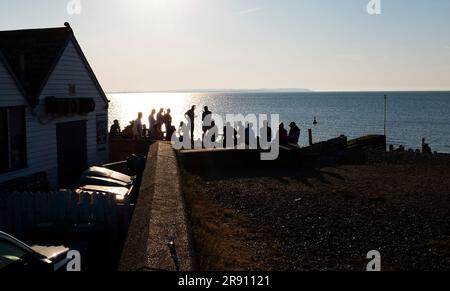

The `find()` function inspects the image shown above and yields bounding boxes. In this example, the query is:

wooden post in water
[308,129,313,146]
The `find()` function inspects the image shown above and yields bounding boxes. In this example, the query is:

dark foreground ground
[182,151,450,271]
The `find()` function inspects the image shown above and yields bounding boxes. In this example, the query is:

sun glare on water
[108,92,192,129]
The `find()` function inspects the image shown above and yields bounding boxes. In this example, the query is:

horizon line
[105,88,450,94]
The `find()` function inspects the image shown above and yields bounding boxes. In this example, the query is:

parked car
[82,166,135,185]
[79,175,131,188]
[79,166,134,188]
[76,155,146,203]
[76,185,131,203]
[77,164,141,202]
[0,231,70,272]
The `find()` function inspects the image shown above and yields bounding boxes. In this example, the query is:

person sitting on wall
[149,124,164,141]
[279,123,289,146]
[288,122,301,144]
[178,122,185,143]
[142,124,148,138]
[122,121,134,139]
[110,120,121,137]
[422,138,432,154]
[257,120,273,150]
[166,124,176,141]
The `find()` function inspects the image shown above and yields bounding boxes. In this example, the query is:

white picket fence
[0,190,132,239]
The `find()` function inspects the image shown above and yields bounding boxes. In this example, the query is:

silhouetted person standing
[236,121,245,146]
[208,120,218,144]
[156,108,165,126]
[149,109,156,130]
[223,122,237,148]
[185,105,196,146]
[164,108,173,134]
[202,106,212,136]
[245,122,256,146]
[261,120,272,143]
[133,112,143,140]
[288,122,301,144]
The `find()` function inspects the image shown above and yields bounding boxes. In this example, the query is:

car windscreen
[0,239,28,269]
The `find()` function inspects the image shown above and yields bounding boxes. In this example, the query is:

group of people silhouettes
[181,105,305,148]
[278,122,301,145]
[110,105,315,148]
[147,108,176,141]
[110,108,175,141]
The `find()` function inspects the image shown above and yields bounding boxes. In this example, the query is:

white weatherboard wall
[0,60,27,183]
[0,60,25,107]
[0,40,108,188]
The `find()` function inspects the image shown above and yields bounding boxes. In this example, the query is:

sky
[0,0,449,92]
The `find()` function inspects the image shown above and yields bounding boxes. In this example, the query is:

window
[0,107,27,173]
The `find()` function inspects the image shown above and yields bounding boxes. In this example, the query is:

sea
[107,91,450,153]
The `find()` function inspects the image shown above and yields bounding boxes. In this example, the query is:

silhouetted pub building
[0,23,109,189]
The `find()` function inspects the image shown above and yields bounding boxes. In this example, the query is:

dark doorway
[56,120,87,189]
